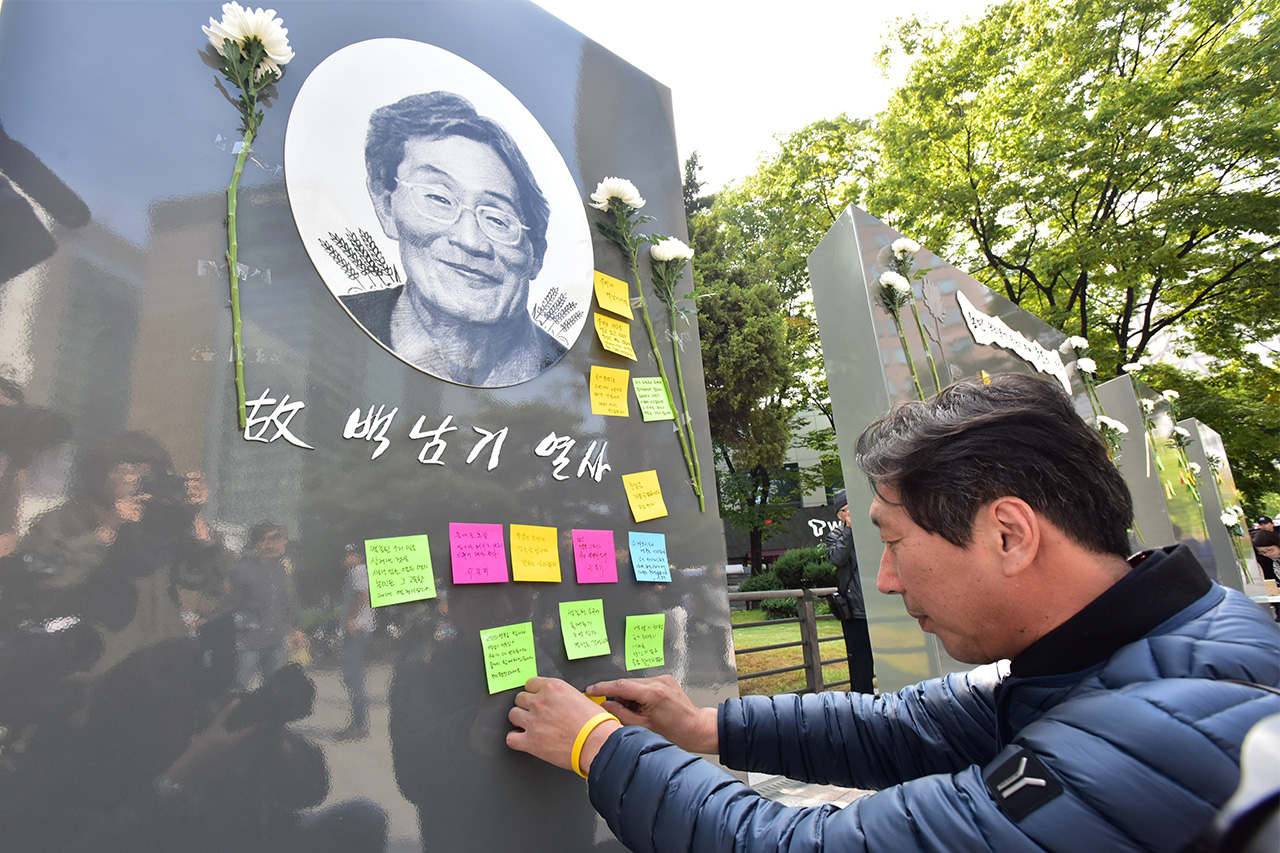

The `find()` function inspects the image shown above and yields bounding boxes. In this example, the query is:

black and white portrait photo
[285,40,592,388]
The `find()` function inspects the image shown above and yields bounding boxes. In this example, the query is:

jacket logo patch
[984,746,1063,822]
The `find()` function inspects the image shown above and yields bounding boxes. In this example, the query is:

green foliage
[704,0,1279,508]
[869,0,1280,376]
[771,546,837,589]
[737,569,783,593]
[687,146,851,569]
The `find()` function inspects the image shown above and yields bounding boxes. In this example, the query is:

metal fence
[727,586,849,694]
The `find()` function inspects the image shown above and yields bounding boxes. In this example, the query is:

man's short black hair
[855,373,1134,557]
[365,91,550,268]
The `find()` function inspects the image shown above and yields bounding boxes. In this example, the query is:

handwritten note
[590,365,631,417]
[623,470,669,522]
[625,613,666,670]
[572,528,618,584]
[558,599,611,659]
[449,522,509,584]
[593,270,634,319]
[594,312,638,361]
[510,524,561,582]
[632,377,675,421]
[480,622,536,693]
[628,531,671,582]
[365,535,437,607]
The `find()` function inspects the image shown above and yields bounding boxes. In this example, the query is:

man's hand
[585,675,719,755]
[507,677,621,775]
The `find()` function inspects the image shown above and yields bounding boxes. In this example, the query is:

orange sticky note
[591,365,630,417]
[622,469,668,522]
[594,270,634,319]
[594,313,638,361]
[510,523,561,582]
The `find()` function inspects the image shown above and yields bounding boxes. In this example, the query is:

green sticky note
[632,377,675,421]
[480,621,537,694]
[365,535,437,607]
[559,599,611,660]
[625,613,666,670]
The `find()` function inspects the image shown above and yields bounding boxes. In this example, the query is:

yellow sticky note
[594,312,638,361]
[622,469,669,522]
[510,523,561,582]
[591,365,631,417]
[594,270,634,319]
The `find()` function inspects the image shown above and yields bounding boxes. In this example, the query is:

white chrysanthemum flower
[891,237,920,258]
[1162,389,1180,401]
[650,237,694,262]
[1221,512,1239,527]
[589,177,645,211]
[1060,335,1090,353]
[1076,357,1097,374]
[1173,426,1191,438]
[1188,461,1201,474]
[1095,416,1129,434]
[204,3,294,76]
[1139,398,1156,413]
[880,271,911,295]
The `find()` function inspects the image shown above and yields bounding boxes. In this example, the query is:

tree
[690,197,797,572]
[866,0,1279,505]
[870,0,1279,373]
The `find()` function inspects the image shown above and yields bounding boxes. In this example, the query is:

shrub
[771,545,837,589]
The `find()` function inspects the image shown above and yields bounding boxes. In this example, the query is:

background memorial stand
[807,204,1241,692]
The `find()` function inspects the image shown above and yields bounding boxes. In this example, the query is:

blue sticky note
[628,531,671,582]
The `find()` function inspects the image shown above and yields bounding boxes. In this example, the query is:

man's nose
[877,549,902,595]
[449,207,495,255]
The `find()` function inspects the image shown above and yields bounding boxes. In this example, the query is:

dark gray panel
[0,3,732,850]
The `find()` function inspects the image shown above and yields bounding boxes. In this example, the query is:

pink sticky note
[571,529,618,584]
[449,522,510,584]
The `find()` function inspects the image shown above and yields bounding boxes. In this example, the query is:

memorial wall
[808,205,1246,689]
[0,2,735,849]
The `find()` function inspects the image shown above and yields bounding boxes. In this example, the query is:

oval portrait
[285,39,592,388]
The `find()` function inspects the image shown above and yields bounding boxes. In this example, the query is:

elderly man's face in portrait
[372,135,541,326]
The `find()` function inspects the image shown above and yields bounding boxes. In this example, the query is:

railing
[728,586,848,694]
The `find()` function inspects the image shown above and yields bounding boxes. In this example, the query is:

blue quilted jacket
[589,546,1280,851]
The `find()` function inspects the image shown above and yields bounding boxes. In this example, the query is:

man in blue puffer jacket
[508,373,1280,852]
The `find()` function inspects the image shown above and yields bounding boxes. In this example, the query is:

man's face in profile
[373,135,541,326]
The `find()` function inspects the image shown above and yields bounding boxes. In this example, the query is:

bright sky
[533,0,996,192]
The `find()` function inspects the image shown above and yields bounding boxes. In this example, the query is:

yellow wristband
[570,711,618,779]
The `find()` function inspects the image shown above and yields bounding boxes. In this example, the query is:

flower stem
[629,248,703,510]
[892,311,926,401]
[667,302,704,512]
[227,127,255,430]
[909,298,941,393]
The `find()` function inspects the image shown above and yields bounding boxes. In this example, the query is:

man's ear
[369,179,399,241]
[988,496,1039,576]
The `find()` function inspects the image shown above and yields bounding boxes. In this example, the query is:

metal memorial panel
[807,204,1227,690]
[0,2,735,850]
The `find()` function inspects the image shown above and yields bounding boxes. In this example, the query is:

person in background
[336,543,375,740]
[823,489,875,693]
[230,522,305,691]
